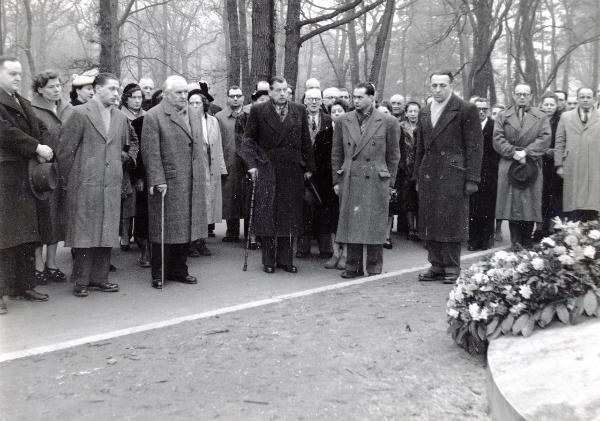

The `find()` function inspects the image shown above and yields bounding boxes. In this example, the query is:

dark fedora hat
[28,159,58,200]
[508,156,538,189]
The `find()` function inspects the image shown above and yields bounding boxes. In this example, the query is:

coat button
[440,151,446,156]
[105,162,109,167]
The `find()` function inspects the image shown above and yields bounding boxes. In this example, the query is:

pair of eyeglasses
[477,107,489,111]
[229,94,243,98]
[514,93,530,97]
[306,98,321,102]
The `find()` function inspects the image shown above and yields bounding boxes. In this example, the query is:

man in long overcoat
[141,75,207,289]
[555,87,600,221]
[494,83,550,249]
[239,76,315,274]
[331,82,401,278]
[58,73,129,297]
[0,56,54,312]
[415,71,483,284]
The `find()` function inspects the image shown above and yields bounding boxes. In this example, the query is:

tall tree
[250,0,275,83]
[368,0,394,86]
[98,0,121,74]
[238,0,251,96]
[225,0,241,86]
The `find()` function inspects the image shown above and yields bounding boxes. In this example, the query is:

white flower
[552,216,564,229]
[506,254,520,263]
[468,303,481,320]
[510,303,527,315]
[553,246,567,255]
[583,245,596,259]
[473,273,485,284]
[494,250,508,260]
[519,285,532,299]
[588,230,600,240]
[480,308,490,321]
[447,308,459,318]
[516,263,529,274]
[541,237,556,247]
[564,235,579,247]
[558,254,575,265]
[531,257,545,271]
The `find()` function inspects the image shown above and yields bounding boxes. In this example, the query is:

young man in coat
[58,73,129,297]
[141,75,208,289]
[415,71,483,284]
[331,82,401,278]
[0,56,54,313]
[239,76,316,274]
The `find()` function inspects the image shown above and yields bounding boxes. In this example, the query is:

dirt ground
[0,273,489,421]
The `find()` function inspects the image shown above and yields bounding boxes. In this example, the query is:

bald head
[163,75,189,110]
[390,94,405,116]
[322,87,339,107]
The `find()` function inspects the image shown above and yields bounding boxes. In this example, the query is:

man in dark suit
[468,98,499,250]
[0,56,54,313]
[239,76,316,274]
[415,71,483,284]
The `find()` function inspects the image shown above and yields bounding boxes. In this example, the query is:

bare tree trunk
[161,2,169,81]
[458,26,468,97]
[520,0,540,98]
[98,0,121,76]
[347,14,360,86]
[546,0,557,90]
[238,0,251,96]
[592,0,600,92]
[283,0,301,90]
[376,19,393,101]
[22,0,36,76]
[468,0,493,99]
[226,0,241,86]
[368,0,394,87]
[251,0,275,84]
[0,0,4,55]
[560,0,572,90]
[361,13,369,80]
[505,19,512,100]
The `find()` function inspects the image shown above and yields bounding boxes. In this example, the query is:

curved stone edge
[487,364,526,421]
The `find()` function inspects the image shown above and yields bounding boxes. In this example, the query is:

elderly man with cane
[141,75,208,289]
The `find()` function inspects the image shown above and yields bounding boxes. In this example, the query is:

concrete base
[487,318,600,421]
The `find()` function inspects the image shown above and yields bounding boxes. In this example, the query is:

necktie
[11,94,24,113]
[582,111,588,124]
[312,117,317,132]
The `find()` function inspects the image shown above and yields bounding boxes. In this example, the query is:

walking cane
[243,176,257,271]
[161,188,166,289]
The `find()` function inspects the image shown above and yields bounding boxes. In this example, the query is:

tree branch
[299,0,363,27]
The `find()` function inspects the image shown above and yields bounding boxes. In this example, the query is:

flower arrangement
[447,218,600,354]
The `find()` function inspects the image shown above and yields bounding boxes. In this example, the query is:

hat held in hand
[28,158,58,200]
[508,156,538,189]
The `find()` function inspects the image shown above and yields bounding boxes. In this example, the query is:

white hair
[390,94,405,102]
[305,78,321,89]
[139,77,154,88]
[322,87,339,98]
[305,88,322,99]
[163,75,188,92]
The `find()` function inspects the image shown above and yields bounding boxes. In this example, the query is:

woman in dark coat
[30,70,73,283]
[536,93,562,240]
[399,101,421,242]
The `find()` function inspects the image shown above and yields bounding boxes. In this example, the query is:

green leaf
[521,317,536,336]
[486,317,499,336]
[571,296,585,324]
[512,314,530,335]
[539,304,556,328]
[447,320,462,335]
[583,291,598,316]
[487,324,503,341]
[501,314,515,334]
[556,303,570,324]
[477,324,486,341]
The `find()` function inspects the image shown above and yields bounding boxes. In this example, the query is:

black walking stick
[243,176,257,271]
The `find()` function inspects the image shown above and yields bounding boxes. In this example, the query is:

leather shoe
[467,245,478,251]
[443,274,459,284]
[73,284,89,297]
[0,297,8,314]
[222,236,240,242]
[88,281,119,292]
[172,275,197,284]
[263,265,275,274]
[340,270,364,279]
[151,279,164,289]
[23,289,49,301]
[109,264,117,272]
[276,264,298,273]
[418,271,444,282]
[383,239,393,249]
[295,251,308,258]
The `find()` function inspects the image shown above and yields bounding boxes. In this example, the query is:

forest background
[1,0,599,106]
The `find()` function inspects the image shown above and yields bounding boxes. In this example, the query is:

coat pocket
[164,169,177,179]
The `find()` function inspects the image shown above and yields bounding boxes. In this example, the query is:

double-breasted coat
[204,113,227,224]
[312,112,338,234]
[493,106,551,222]
[0,90,46,249]
[238,100,316,237]
[414,94,483,242]
[31,95,72,244]
[57,100,130,248]
[216,108,246,220]
[141,102,208,244]
[554,108,600,212]
[331,108,401,244]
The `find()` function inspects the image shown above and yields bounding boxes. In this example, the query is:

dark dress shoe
[295,251,308,258]
[197,244,212,256]
[73,284,89,297]
[88,281,119,292]
[443,274,459,284]
[249,242,259,250]
[189,247,201,257]
[151,279,164,289]
[109,264,117,272]
[467,244,478,251]
[23,289,49,301]
[45,266,67,282]
[418,271,444,282]
[120,244,131,252]
[383,239,393,249]
[0,297,7,314]
[208,232,216,238]
[276,264,298,273]
[222,236,239,242]
[319,252,334,259]
[172,275,197,284]
[34,269,48,286]
[340,270,364,279]
[263,265,275,274]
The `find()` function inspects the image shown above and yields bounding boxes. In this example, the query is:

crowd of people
[1,53,599,315]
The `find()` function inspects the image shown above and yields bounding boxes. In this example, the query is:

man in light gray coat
[141,75,208,289]
[331,82,401,278]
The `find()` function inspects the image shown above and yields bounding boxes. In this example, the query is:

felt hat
[28,159,58,200]
[508,156,538,189]
[72,68,98,87]
[197,81,214,102]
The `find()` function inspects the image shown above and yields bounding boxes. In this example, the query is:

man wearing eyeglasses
[415,71,483,284]
[493,83,550,250]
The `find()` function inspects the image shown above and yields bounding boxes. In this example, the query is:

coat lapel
[84,101,109,141]
[163,101,193,140]
[353,110,383,157]
[264,102,283,134]
[344,112,362,149]
[428,95,459,146]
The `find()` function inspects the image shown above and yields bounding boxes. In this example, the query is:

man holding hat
[493,83,551,250]
[0,56,55,313]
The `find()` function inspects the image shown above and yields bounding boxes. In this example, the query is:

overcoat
[312,113,338,234]
[204,114,227,224]
[493,106,551,222]
[542,111,562,218]
[239,100,315,237]
[0,90,45,249]
[469,118,498,219]
[57,100,129,248]
[414,94,483,242]
[331,108,401,244]
[216,108,246,220]
[31,95,72,244]
[554,108,600,212]
[141,102,208,244]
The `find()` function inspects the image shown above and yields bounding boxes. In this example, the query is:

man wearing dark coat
[0,56,54,313]
[468,98,499,250]
[415,71,483,284]
[58,73,129,298]
[239,76,316,274]
[332,82,401,278]
[141,75,208,289]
